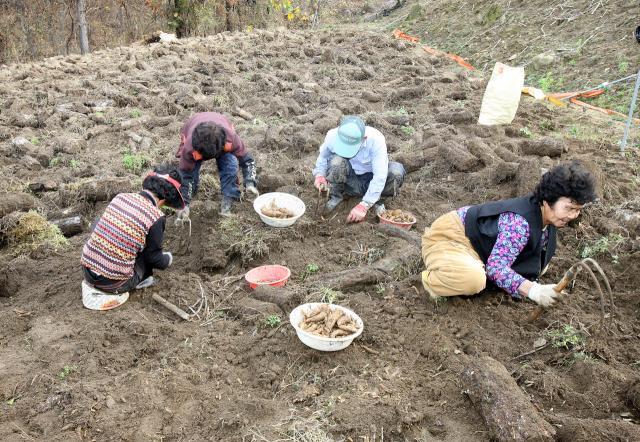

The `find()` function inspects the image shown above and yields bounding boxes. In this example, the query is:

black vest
[465,194,557,283]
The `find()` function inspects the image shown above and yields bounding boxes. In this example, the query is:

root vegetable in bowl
[253,192,306,227]
[290,303,364,351]
[261,198,295,219]
[378,209,416,230]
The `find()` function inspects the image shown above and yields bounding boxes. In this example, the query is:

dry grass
[198,174,221,199]
[2,210,68,255]
[225,221,282,264]
[304,286,344,304]
[247,410,340,442]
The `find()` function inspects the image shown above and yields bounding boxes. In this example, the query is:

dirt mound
[1,22,640,442]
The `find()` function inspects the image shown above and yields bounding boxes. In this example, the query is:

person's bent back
[81,165,184,294]
[421,162,597,309]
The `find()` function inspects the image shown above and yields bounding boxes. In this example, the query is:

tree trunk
[461,356,556,442]
[394,146,439,174]
[374,223,421,248]
[250,285,302,312]
[546,415,640,442]
[307,243,422,291]
[76,178,133,202]
[0,193,36,218]
[51,216,83,237]
[76,0,89,55]
[175,0,185,38]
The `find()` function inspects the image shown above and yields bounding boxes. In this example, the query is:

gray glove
[163,252,173,267]
[174,205,190,227]
[528,283,563,308]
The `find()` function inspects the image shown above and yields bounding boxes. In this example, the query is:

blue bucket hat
[334,116,365,159]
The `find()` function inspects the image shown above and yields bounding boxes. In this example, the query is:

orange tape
[444,53,474,70]
[393,29,420,43]
[548,90,640,124]
[421,46,474,70]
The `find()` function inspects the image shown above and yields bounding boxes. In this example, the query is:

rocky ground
[1,5,640,442]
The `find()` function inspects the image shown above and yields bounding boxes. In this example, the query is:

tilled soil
[1,23,640,442]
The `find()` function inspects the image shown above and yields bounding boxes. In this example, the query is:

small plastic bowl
[245,265,291,290]
[378,211,417,231]
[253,192,306,228]
[290,303,364,352]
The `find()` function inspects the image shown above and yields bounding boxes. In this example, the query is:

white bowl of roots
[253,192,306,228]
[289,303,364,352]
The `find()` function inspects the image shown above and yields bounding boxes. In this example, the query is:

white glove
[174,205,190,227]
[163,252,173,266]
[528,283,563,308]
[246,186,259,197]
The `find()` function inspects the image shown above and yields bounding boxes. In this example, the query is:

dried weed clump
[2,210,68,255]
[249,410,340,442]
[198,174,221,198]
[225,221,282,264]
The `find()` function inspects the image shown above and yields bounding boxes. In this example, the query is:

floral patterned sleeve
[457,207,548,297]
[456,206,471,223]
[486,213,530,298]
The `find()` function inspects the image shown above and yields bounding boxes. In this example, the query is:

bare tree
[76,0,89,54]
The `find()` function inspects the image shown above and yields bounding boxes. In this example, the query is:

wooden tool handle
[524,278,571,324]
[152,293,191,321]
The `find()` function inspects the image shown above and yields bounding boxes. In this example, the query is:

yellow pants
[421,211,487,298]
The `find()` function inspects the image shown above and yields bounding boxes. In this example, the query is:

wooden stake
[152,294,191,321]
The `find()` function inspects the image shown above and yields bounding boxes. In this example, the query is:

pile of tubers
[379,209,415,223]
[298,304,362,338]
[261,198,296,219]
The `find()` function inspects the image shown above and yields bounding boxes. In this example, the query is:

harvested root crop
[379,209,415,223]
[298,304,361,338]
[261,198,296,219]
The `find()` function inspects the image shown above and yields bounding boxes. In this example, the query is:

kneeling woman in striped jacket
[81,165,185,293]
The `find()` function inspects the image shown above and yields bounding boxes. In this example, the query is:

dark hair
[142,164,184,209]
[533,162,597,206]
[192,122,227,160]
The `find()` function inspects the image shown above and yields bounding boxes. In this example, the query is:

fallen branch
[357,344,379,355]
[152,293,191,321]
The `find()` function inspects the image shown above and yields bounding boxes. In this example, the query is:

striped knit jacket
[81,193,165,280]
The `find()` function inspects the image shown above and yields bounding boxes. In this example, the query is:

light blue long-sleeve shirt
[312,126,389,205]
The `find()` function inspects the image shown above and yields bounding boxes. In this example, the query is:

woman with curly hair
[421,162,598,308]
[80,165,184,309]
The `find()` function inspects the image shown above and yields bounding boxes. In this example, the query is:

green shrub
[123,154,146,171]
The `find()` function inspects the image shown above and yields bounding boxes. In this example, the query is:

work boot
[135,276,156,290]
[324,194,344,213]
[220,195,235,217]
[373,203,385,215]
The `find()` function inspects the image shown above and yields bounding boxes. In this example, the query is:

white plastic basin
[290,303,364,352]
[253,192,306,228]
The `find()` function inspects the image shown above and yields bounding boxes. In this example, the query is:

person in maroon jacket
[174,112,259,219]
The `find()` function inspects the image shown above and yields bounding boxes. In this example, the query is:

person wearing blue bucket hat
[312,116,406,222]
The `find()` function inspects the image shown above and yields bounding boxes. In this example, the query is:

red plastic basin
[378,212,417,231]
[245,265,291,290]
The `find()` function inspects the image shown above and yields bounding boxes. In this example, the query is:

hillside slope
[0,12,639,442]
